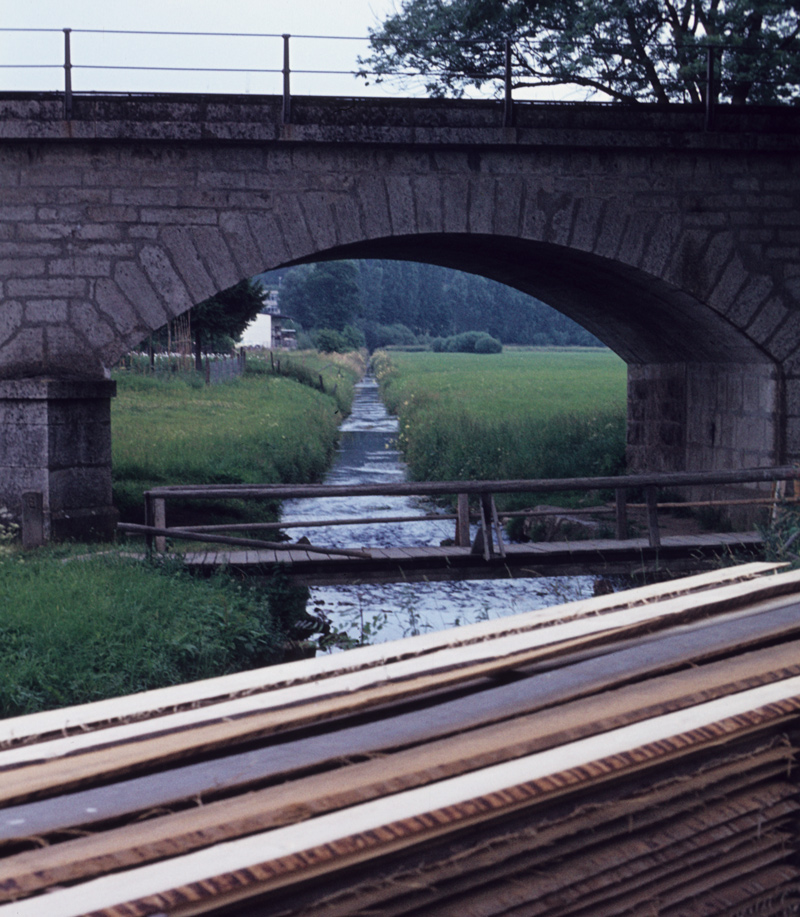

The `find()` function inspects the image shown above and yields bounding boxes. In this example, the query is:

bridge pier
[627,362,783,524]
[0,378,118,544]
[627,363,781,473]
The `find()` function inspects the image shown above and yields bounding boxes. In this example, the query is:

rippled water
[281,377,596,645]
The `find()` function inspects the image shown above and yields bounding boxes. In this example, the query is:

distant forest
[256,260,603,348]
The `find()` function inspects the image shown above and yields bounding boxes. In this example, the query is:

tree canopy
[258,260,601,349]
[278,261,362,332]
[361,0,799,104]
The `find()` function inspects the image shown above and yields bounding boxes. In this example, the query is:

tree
[278,261,362,331]
[361,0,799,105]
[191,279,265,369]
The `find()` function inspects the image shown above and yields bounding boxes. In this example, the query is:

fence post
[615,487,628,539]
[63,28,73,120]
[282,34,292,124]
[144,492,154,552]
[153,497,167,553]
[645,485,661,548]
[503,37,514,128]
[455,493,470,546]
[22,492,44,549]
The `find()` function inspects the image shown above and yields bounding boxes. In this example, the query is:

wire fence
[0,26,796,123]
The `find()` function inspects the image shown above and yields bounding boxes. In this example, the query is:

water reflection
[281,377,595,645]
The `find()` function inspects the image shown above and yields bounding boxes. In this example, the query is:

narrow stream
[281,377,596,646]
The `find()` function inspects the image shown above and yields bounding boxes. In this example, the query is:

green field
[374,349,628,491]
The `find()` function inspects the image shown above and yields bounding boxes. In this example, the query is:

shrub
[473,333,503,354]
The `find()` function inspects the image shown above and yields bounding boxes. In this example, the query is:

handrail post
[144,492,154,553]
[282,33,292,125]
[645,485,661,548]
[63,28,73,120]
[153,496,167,553]
[455,493,470,546]
[704,45,716,132]
[503,37,514,128]
[615,487,628,540]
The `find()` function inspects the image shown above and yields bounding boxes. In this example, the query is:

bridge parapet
[0,93,799,149]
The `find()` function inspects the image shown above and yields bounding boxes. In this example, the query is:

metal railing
[121,465,800,558]
[0,27,796,129]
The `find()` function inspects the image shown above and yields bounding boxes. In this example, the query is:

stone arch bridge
[0,94,798,539]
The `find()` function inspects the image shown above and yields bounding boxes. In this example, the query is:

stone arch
[1,123,796,538]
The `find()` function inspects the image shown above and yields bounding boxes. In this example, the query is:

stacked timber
[3,563,800,915]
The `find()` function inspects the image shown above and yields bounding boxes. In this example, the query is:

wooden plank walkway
[182,531,764,584]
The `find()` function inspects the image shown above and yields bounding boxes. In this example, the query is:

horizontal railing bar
[118,523,372,558]
[498,495,800,518]
[146,466,800,502]
[173,513,459,533]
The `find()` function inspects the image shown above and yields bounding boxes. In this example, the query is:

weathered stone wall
[628,363,781,473]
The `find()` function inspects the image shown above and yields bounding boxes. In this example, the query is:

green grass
[0,546,290,718]
[373,348,628,506]
[112,363,357,522]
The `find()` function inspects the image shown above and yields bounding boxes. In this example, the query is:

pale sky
[0,0,409,97]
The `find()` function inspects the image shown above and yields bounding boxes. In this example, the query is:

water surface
[281,377,595,645]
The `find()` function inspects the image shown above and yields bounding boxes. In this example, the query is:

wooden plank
[0,563,787,753]
[5,602,800,850]
[4,569,800,786]
[5,678,800,917]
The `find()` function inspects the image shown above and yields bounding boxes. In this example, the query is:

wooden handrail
[145,465,800,501]
[138,466,800,555]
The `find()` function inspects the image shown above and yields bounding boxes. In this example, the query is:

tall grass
[112,370,347,521]
[374,349,627,505]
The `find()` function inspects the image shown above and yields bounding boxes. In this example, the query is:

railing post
[153,497,167,553]
[503,37,514,128]
[645,485,661,548]
[282,33,292,125]
[144,492,154,552]
[615,487,628,540]
[63,28,73,120]
[455,493,470,547]
[704,45,716,132]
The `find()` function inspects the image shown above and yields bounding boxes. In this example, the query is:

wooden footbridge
[120,466,800,583]
[4,561,800,915]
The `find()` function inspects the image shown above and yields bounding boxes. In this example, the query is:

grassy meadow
[0,548,287,718]
[374,348,628,504]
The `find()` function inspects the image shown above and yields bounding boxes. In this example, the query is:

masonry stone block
[247,210,290,269]
[191,226,241,293]
[300,193,343,251]
[139,245,195,318]
[162,225,216,304]
[114,262,170,330]
[218,212,264,279]
[385,175,417,236]
[0,379,117,541]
